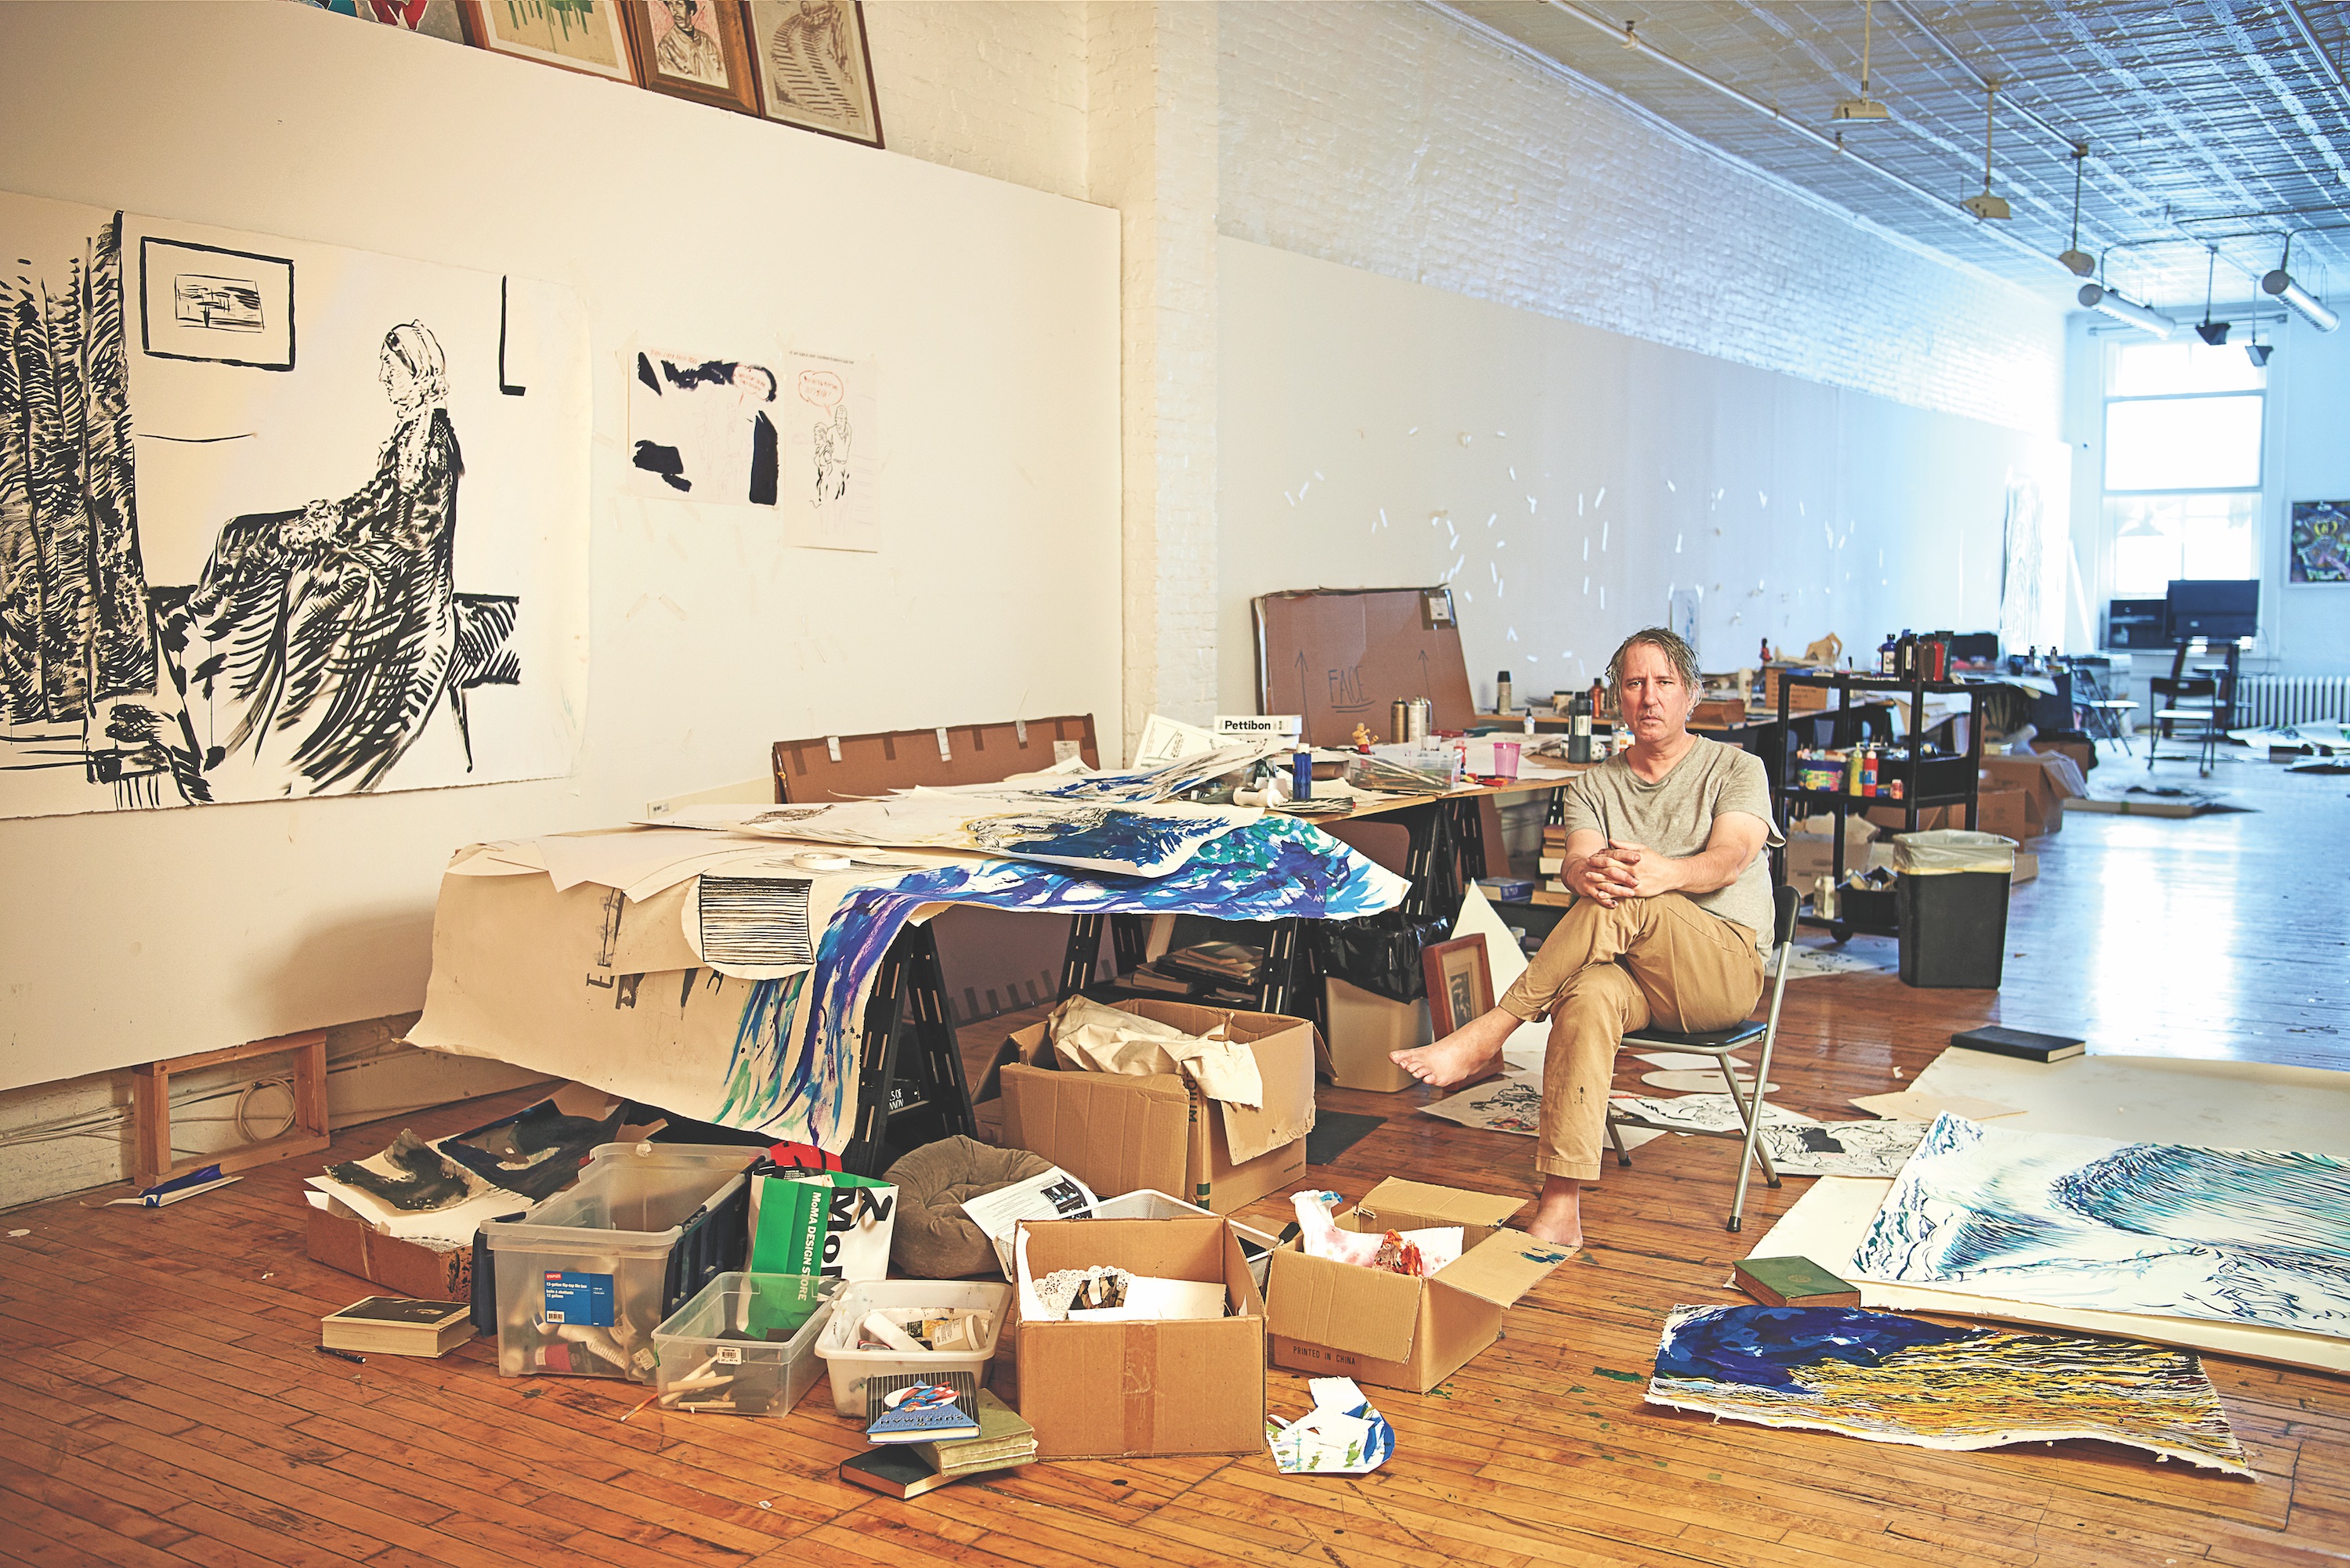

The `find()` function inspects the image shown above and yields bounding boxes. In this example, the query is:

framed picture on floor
[747,0,884,147]
[623,0,761,114]
[2289,500,2349,583]
[1422,935,1494,1039]
[458,0,639,82]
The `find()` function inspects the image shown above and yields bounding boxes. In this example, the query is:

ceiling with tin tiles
[1442,0,2349,317]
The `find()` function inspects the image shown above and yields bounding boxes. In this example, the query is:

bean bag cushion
[884,1136,1054,1278]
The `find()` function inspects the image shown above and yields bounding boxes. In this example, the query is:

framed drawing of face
[1421,936,1495,1040]
[747,0,884,147]
[458,0,639,82]
[623,0,761,114]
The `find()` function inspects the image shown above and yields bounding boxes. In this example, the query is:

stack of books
[318,1297,475,1357]
[1535,824,1573,906]
[841,1388,1038,1499]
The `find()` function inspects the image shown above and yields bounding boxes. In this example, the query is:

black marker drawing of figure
[163,320,472,793]
[631,352,779,505]
[811,400,849,505]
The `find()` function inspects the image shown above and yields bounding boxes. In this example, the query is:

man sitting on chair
[1392,627,1782,1249]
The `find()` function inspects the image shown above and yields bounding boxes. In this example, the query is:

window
[2102,342,2263,599]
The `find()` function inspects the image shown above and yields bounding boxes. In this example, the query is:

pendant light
[1833,0,1890,121]
[1960,83,2011,220]
[2057,146,2095,276]
[2194,248,2231,346]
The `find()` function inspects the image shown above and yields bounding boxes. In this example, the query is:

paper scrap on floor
[1786,941,1896,980]
[1610,1094,1817,1136]
[1637,1051,1748,1071]
[1268,1376,1396,1476]
[1420,1071,1669,1149]
[1757,1120,1929,1178]
[1850,1089,2022,1122]
[1642,1070,1777,1093]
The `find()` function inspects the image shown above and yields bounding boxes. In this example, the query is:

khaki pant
[1496,894,1766,1182]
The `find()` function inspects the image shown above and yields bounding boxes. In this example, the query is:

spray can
[1845,747,1864,795]
[1861,746,1878,797]
[1406,697,1432,742]
[1390,699,1411,743]
[1496,670,1514,714]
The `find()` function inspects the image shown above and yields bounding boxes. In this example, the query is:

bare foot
[1390,1030,1503,1088]
[1525,1178,1583,1252]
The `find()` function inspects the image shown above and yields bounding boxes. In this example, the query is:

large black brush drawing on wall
[1,208,520,809]
[161,321,498,793]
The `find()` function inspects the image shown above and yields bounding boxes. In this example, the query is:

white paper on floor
[1785,941,1895,980]
[1636,1050,1748,1071]
[1849,1089,2022,1122]
[1756,1119,1929,1177]
[1641,1069,1777,1094]
[1607,1094,1817,1135]
[1905,1050,2350,1155]
[1419,1071,1665,1149]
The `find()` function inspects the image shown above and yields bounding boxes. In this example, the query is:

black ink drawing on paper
[160,320,520,793]
[628,349,779,506]
[0,211,168,793]
[138,236,295,370]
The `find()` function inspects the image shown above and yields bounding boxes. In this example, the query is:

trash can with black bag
[1891,829,2018,989]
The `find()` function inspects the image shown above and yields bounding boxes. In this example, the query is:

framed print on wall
[459,0,638,81]
[747,0,884,147]
[2289,500,2349,583]
[623,0,761,114]
[1421,935,1495,1039]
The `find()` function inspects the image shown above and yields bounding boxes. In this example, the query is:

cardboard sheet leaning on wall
[411,815,1405,1151]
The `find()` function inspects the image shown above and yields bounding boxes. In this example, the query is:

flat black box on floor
[1894,870,2009,989]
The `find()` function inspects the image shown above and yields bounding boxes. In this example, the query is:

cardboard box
[979,999,1322,1214]
[1014,1216,1265,1458]
[1784,833,1896,886]
[1862,803,1960,833]
[1972,782,2037,841]
[306,1204,472,1301]
[1320,977,1425,1093]
[2010,850,2038,885]
[1266,1179,1567,1393]
[2031,737,2097,775]
[1980,753,2077,835]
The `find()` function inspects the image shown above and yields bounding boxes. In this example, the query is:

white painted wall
[0,2,1120,1097]
[1219,238,2073,710]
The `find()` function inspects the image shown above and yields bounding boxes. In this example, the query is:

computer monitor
[2165,579,2258,642]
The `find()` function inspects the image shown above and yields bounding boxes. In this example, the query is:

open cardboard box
[1014,1215,1266,1459]
[306,1202,472,1300]
[1267,1179,1570,1393]
[978,999,1325,1215]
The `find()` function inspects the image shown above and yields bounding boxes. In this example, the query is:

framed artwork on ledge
[1422,935,1495,1039]
[458,0,639,82]
[623,0,761,114]
[2289,500,2349,583]
[747,0,884,147]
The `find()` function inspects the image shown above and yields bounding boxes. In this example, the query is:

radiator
[2235,674,2350,728]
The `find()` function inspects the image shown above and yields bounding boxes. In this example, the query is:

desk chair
[1602,883,1800,1233]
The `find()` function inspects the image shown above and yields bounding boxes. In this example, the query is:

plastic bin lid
[1893,829,2018,873]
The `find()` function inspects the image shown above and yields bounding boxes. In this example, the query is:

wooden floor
[3,747,2346,1567]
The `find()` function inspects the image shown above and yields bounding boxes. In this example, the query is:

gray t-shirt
[1559,737,1784,949]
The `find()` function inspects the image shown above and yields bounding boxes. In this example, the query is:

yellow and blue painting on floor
[1647,1303,2250,1476]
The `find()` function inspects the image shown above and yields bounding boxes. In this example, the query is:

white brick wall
[863,1,1090,201]
[1217,2,2063,435]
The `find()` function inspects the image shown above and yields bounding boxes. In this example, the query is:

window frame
[2099,342,2266,605]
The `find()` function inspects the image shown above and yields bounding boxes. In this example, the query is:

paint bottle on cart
[1878,633,1898,674]
[1861,746,1879,796]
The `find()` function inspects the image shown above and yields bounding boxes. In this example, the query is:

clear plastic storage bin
[651,1273,839,1418]
[812,1280,1011,1416]
[482,1149,754,1382]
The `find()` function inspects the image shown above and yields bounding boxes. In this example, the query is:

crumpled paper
[1047,995,1264,1109]
[1290,1190,1462,1277]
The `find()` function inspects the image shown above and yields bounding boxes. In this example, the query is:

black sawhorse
[837,922,978,1176]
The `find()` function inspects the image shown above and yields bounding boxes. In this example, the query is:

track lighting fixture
[2194,248,2229,346]
[1960,84,2010,220]
[2261,237,2339,333]
[2245,341,2274,367]
[2056,147,2094,276]
[2077,282,2174,339]
[1833,0,1889,121]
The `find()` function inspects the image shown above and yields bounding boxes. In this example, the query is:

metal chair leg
[1605,1115,1632,1168]
[1727,919,1798,1234]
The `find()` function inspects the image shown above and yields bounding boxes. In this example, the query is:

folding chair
[1602,882,1800,1233]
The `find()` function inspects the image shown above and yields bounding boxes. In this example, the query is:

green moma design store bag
[748,1171,897,1285]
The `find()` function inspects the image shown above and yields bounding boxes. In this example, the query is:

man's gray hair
[1607,627,1701,692]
